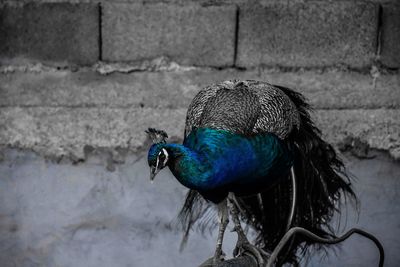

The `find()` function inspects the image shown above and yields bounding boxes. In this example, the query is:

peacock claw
[234,239,268,267]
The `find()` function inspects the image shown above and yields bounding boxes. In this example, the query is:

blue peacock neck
[163,143,213,191]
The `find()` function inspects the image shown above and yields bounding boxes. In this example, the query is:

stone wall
[0,0,399,159]
[1,0,400,68]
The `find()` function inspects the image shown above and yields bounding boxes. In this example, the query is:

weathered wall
[1,0,400,68]
[0,150,398,267]
[1,67,399,160]
[0,0,399,266]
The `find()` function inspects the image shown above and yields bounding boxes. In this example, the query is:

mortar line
[233,6,240,67]
[0,105,397,111]
[0,62,399,75]
[98,2,103,61]
[375,4,383,61]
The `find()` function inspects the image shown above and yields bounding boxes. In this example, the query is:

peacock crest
[145,128,168,144]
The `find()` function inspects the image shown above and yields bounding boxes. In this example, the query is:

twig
[198,227,384,267]
[267,227,384,267]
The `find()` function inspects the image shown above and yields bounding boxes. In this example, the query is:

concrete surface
[0,149,398,267]
[0,69,199,108]
[0,3,99,65]
[1,68,399,159]
[381,4,400,68]
[4,0,398,69]
[0,106,187,159]
[236,1,378,68]
[1,68,399,109]
[1,106,399,160]
[315,109,400,160]
[102,3,237,67]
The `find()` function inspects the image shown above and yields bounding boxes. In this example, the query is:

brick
[1,107,399,159]
[0,3,99,65]
[1,68,399,110]
[102,3,236,67]
[237,2,379,68]
[315,109,400,160]
[380,4,400,68]
[0,107,187,158]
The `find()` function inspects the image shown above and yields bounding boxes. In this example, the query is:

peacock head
[146,128,169,182]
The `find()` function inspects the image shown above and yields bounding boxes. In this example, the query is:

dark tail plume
[237,85,357,265]
[177,190,217,250]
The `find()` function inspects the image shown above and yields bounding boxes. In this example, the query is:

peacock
[146,80,358,266]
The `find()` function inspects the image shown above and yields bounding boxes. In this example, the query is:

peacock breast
[182,128,293,192]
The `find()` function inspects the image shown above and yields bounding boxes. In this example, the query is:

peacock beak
[150,166,159,183]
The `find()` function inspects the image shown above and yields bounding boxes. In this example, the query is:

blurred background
[0,0,399,266]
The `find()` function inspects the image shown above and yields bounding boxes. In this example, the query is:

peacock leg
[213,198,229,264]
[228,193,268,267]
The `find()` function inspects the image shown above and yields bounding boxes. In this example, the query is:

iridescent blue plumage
[189,129,292,198]
[148,128,293,202]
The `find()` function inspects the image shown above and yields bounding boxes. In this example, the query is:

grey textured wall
[0,0,399,266]
[0,150,398,267]
[1,1,400,68]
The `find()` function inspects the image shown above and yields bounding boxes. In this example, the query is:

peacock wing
[198,84,261,135]
[184,80,235,137]
[244,80,300,139]
[185,80,300,139]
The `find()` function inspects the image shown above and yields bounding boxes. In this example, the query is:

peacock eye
[157,148,169,167]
